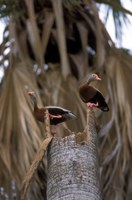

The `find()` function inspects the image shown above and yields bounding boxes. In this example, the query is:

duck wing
[79,85,97,103]
[88,91,109,112]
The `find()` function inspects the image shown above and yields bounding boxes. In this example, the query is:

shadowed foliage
[0,0,132,199]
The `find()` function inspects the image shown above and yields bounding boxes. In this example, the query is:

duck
[79,74,109,111]
[28,91,76,125]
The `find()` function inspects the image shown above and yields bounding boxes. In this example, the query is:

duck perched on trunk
[28,91,76,125]
[79,74,109,112]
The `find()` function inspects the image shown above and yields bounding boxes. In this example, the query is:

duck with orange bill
[79,74,109,112]
[28,91,76,125]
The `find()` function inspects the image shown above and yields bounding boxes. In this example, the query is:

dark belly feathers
[79,85,109,112]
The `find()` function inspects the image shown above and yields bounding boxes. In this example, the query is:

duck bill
[28,91,34,96]
[96,76,101,81]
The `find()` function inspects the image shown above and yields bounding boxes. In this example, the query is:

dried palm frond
[24,0,44,70]
[52,0,71,78]
[21,137,52,200]
[0,60,43,192]
[97,50,132,200]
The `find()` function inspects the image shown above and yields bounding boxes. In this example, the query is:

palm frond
[0,60,42,190]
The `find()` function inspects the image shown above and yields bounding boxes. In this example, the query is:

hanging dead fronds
[0,60,42,186]
[97,50,132,200]
[21,137,53,200]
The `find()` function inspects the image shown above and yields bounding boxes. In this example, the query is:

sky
[99,1,132,50]
[0,1,132,80]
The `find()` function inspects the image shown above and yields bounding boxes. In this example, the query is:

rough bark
[47,109,102,200]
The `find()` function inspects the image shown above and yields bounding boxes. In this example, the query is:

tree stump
[47,109,102,200]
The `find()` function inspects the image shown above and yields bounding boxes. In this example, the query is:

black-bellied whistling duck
[79,74,109,112]
[28,91,76,125]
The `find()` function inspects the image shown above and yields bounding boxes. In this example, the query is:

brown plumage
[79,74,109,112]
[28,91,76,125]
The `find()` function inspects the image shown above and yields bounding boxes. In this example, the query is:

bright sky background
[0,1,132,80]
[99,0,132,50]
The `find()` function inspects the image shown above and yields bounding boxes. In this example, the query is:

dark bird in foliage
[28,91,76,125]
[79,74,109,112]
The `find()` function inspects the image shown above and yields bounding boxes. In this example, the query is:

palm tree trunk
[47,109,102,200]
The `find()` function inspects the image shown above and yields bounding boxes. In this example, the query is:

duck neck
[34,101,37,109]
[87,77,92,85]
[32,96,38,109]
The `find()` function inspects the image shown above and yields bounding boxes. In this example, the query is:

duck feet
[86,102,99,108]
[49,114,62,119]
